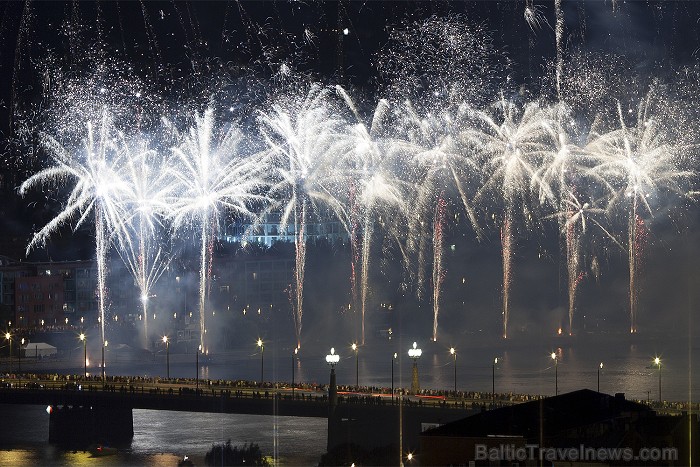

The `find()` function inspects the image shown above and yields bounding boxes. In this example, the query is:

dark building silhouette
[420,389,696,466]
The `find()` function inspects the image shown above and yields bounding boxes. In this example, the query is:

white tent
[23,341,57,358]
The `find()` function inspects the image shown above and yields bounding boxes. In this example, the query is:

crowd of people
[1,371,694,413]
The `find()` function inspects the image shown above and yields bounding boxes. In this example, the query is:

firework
[337,87,409,344]
[20,109,132,358]
[258,84,349,348]
[586,93,695,332]
[548,191,619,334]
[168,108,268,353]
[113,143,174,348]
[398,101,482,339]
[465,97,558,338]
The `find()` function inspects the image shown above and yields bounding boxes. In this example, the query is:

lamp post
[551,352,558,395]
[392,352,397,403]
[598,362,603,393]
[196,344,201,392]
[408,342,422,395]
[325,348,340,454]
[163,336,170,379]
[654,357,661,403]
[19,337,24,373]
[352,342,358,389]
[257,338,264,384]
[4,332,11,373]
[449,347,457,393]
[492,357,498,406]
[292,348,298,397]
[79,333,87,378]
[102,340,108,381]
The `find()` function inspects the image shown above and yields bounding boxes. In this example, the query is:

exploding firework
[466,97,558,338]
[337,87,409,344]
[20,109,132,359]
[398,101,482,339]
[168,108,268,353]
[587,92,695,333]
[548,191,621,334]
[11,3,700,347]
[114,143,174,348]
[258,84,349,348]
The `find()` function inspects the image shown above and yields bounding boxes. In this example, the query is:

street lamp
[292,347,298,397]
[351,342,358,389]
[392,352,397,403]
[449,347,457,393]
[196,344,201,392]
[163,336,170,379]
[326,347,340,368]
[102,340,108,381]
[551,352,558,396]
[492,357,498,406]
[257,338,264,384]
[598,362,603,393]
[79,334,87,378]
[408,342,422,395]
[19,337,24,373]
[654,357,661,403]
[4,332,11,373]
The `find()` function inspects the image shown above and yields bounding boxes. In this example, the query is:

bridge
[0,375,478,453]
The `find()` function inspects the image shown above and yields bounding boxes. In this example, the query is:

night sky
[1,1,699,343]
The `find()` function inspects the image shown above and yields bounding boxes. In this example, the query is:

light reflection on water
[0,405,326,466]
[28,333,699,402]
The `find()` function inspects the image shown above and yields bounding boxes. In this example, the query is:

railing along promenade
[0,372,692,416]
[0,373,510,416]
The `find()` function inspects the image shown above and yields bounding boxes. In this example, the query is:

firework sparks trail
[524,1,549,32]
[432,194,447,342]
[349,182,360,316]
[293,203,307,347]
[554,0,565,98]
[587,94,694,333]
[359,216,372,344]
[19,110,132,353]
[624,208,648,333]
[168,108,267,353]
[501,214,513,339]
[565,218,581,335]
[114,144,173,348]
[259,85,349,347]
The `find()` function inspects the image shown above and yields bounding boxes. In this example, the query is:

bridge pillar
[48,404,133,446]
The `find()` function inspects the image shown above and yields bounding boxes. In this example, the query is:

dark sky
[0,1,699,339]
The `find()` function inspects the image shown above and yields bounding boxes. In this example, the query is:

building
[420,389,696,466]
[14,274,64,328]
[223,211,348,247]
[0,258,104,329]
